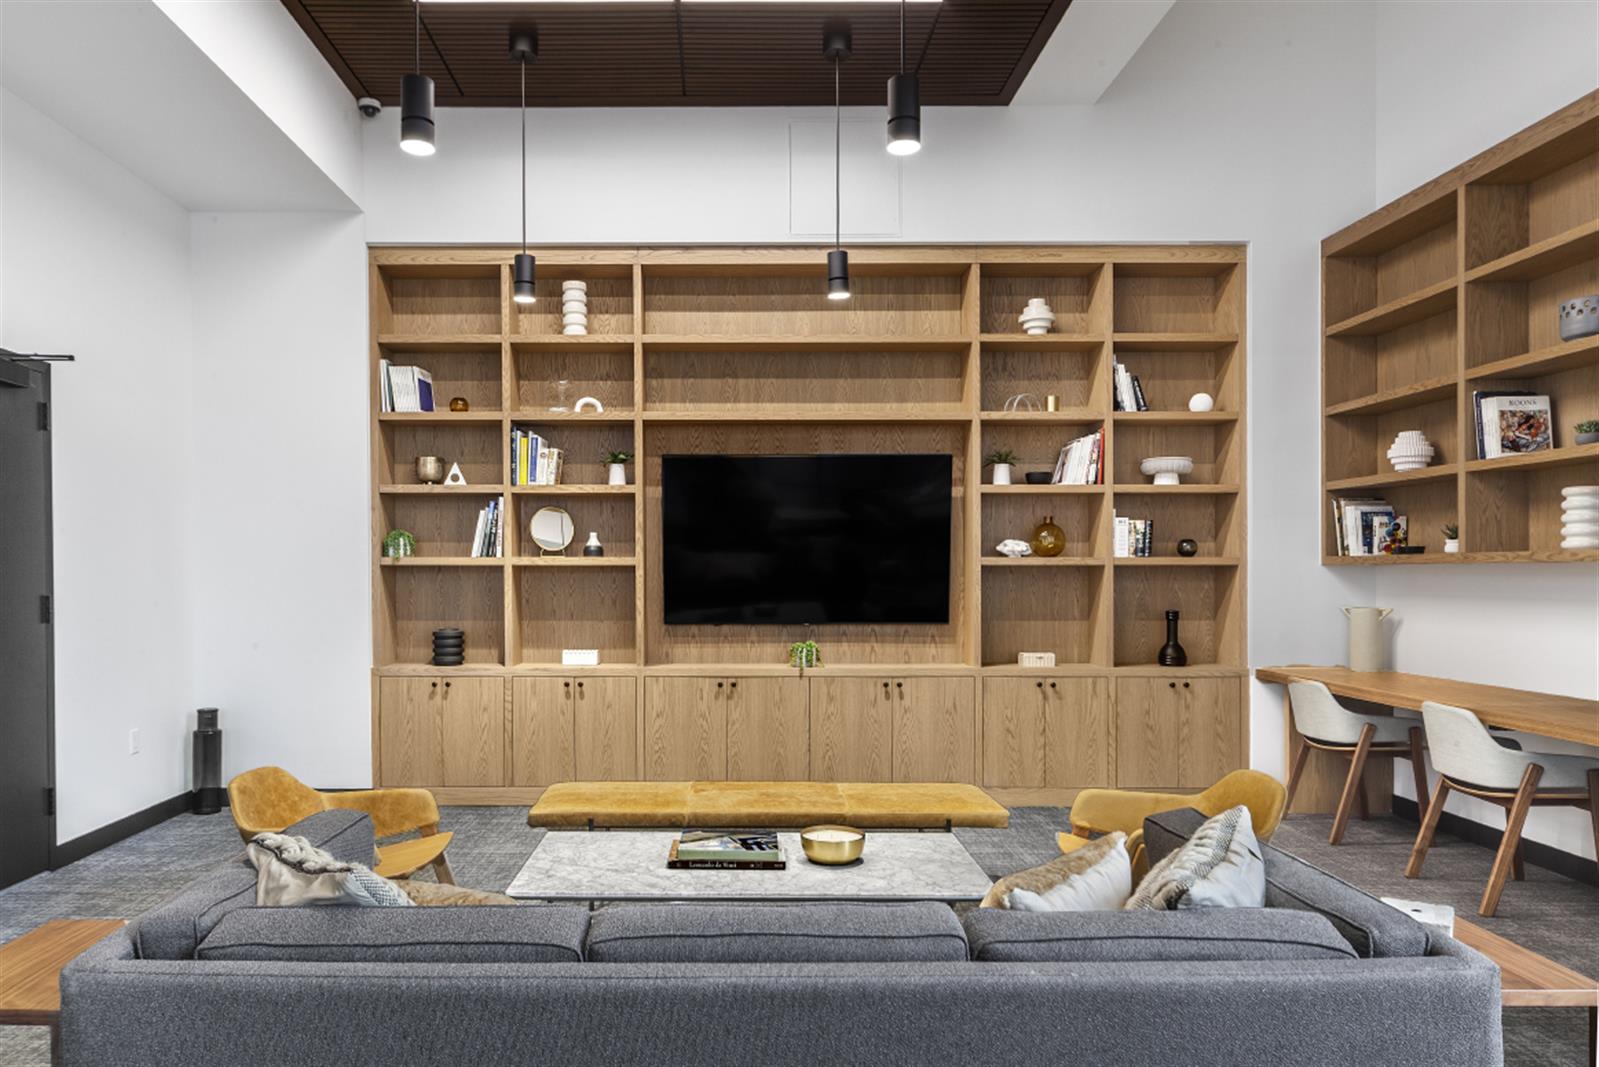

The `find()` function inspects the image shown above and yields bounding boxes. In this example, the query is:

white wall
[187,213,371,789]
[1369,0,1599,859]
[1,89,196,842]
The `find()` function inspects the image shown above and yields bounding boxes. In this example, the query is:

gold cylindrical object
[1045,394,1060,412]
[800,825,865,865]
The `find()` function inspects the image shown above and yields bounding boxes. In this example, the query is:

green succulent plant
[984,449,1018,467]
[382,529,416,558]
[1441,522,1459,540]
[605,450,633,464]
[1576,420,1599,434]
[788,640,822,669]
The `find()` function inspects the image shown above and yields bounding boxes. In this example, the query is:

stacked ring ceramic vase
[1561,486,1599,550]
[1387,430,1435,472]
[562,280,589,335]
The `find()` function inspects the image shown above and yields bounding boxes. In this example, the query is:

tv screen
[662,454,952,626]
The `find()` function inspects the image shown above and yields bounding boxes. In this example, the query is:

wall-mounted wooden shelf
[369,244,1247,801]
[1322,91,1599,563]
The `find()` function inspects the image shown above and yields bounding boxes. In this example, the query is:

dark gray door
[0,358,55,887]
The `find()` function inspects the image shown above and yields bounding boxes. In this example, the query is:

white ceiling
[1013,0,1176,105]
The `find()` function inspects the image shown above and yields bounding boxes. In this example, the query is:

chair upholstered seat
[1422,702,1599,792]
[1288,681,1413,746]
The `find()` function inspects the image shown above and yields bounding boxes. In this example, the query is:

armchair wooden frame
[1285,724,1429,846]
[1407,766,1598,918]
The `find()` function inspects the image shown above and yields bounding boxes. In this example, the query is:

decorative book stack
[1561,486,1599,550]
[666,830,785,870]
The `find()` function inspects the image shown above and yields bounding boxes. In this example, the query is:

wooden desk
[0,919,126,1067]
[1453,918,1599,1065]
[1255,666,1599,813]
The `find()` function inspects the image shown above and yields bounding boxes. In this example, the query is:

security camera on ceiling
[357,96,382,118]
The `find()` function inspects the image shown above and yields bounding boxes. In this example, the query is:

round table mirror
[530,506,575,555]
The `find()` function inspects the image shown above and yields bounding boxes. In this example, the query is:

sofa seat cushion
[585,902,969,963]
[131,810,377,960]
[1143,808,1431,958]
[195,904,589,963]
[964,907,1358,963]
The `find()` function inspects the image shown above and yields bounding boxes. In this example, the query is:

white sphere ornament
[1140,455,1194,486]
[1188,392,1215,413]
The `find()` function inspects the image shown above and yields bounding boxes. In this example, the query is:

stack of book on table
[667,830,785,870]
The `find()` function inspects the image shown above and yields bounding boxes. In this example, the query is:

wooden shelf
[980,556,1105,567]
[978,334,1104,350]
[1111,333,1238,351]
[512,334,637,347]
[509,410,636,423]
[640,408,972,423]
[510,556,638,567]
[1112,411,1239,425]
[378,411,504,425]
[1464,218,1599,283]
[1466,335,1599,381]
[508,484,636,495]
[1113,484,1241,495]
[642,335,971,351]
[980,408,1101,424]
[377,333,502,350]
[378,484,505,495]
[1325,466,1458,492]
[1114,556,1241,567]
[1325,549,1599,566]
[979,484,1105,495]
[1325,376,1456,416]
[1465,443,1599,473]
[1324,279,1456,338]
[379,556,505,567]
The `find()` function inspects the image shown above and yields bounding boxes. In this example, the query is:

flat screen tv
[662,454,952,626]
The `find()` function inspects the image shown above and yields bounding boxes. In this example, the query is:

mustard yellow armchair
[1058,770,1287,879]
[227,766,455,884]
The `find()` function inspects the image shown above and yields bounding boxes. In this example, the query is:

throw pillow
[397,879,518,907]
[1125,805,1264,911]
[246,832,414,908]
[980,832,1132,911]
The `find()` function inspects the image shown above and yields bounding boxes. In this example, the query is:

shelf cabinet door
[643,677,728,780]
[894,677,976,783]
[809,677,894,782]
[725,676,809,781]
[981,678,1047,788]
[1044,676,1113,788]
[377,678,445,787]
[574,676,638,781]
[511,677,576,787]
[440,677,505,787]
[1115,676,1241,789]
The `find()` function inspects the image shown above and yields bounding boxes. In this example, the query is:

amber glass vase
[1030,514,1066,557]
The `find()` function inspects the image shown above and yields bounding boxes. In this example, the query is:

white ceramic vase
[561,280,589,336]
[1444,539,1461,553]
[1140,456,1194,486]
[1188,393,1215,413]
[1386,430,1436,473]
[991,463,1013,486]
[1018,298,1055,336]
[1560,486,1599,549]
[608,463,627,486]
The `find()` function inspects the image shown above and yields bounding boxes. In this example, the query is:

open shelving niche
[369,246,1247,801]
[1322,91,1599,564]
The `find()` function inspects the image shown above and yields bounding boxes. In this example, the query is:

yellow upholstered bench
[528,781,1009,830]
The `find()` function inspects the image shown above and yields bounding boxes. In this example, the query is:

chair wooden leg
[1330,723,1375,846]
[1511,836,1525,882]
[432,853,456,886]
[1406,775,1452,879]
[1588,769,1599,879]
[1407,727,1429,816]
[1283,740,1310,813]
[1355,772,1370,821]
[1480,762,1541,918]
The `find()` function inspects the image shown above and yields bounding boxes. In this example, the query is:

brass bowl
[800,825,865,866]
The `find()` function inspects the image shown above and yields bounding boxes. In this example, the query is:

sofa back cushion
[586,902,968,963]
[964,907,1357,963]
[1143,808,1431,958]
[196,905,589,963]
[131,809,375,959]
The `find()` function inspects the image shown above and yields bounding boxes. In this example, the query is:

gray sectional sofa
[60,807,1504,1066]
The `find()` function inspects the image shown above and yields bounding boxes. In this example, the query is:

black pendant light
[399,0,435,156]
[824,26,851,302]
[886,0,921,156]
[511,28,538,305]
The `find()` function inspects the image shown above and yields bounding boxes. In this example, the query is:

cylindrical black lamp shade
[513,253,537,304]
[826,249,850,301]
[886,73,921,156]
[192,707,224,815]
[400,73,436,156]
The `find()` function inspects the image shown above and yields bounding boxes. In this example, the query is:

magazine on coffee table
[667,830,786,870]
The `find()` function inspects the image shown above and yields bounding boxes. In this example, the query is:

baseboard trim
[53,792,228,869]
[1392,796,1598,888]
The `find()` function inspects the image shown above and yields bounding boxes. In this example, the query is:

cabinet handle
[444,681,451,689]
[1036,681,1044,689]
[717,681,724,688]
[564,681,570,689]
[1169,682,1177,689]
[577,681,584,690]
[1049,681,1057,689]
[883,681,890,690]
[1183,682,1191,689]
[895,681,903,689]
[729,681,737,690]
[431,681,438,689]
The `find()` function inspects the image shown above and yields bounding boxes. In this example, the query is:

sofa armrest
[323,789,441,838]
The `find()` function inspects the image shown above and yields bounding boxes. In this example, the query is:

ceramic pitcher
[1342,606,1393,672]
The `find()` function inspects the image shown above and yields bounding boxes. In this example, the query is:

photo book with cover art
[1474,391,1553,459]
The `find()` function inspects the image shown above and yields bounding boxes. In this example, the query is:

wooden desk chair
[1285,680,1428,846]
[1406,701,1599,917]
[227,766,455,884]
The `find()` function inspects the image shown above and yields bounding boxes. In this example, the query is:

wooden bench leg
[1480,763,1541,918]
[1330,723,1374,846]
[1406,775,1451,879]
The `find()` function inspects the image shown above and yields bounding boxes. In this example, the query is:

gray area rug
[0,807,1590,1066]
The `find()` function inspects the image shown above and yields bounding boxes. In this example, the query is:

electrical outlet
[128,728,140,755]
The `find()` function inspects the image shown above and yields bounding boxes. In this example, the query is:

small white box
[1017,652,1056,668]
[561,649,599,666]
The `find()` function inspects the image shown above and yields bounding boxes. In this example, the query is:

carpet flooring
[1,806,1592,1066]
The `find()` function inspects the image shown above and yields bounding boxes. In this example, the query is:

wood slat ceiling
[282,1,1071,108]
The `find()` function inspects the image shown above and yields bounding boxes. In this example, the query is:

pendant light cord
[899,0,906,74]
[834,55,841,252]
[414,0,420,74]
[520,57,528,256]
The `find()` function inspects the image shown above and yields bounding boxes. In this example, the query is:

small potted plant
[984,448,1018,486]
[605,450,632,486]
[1576,420,1599,446]
[1441,522,1460,554]
[382,529,416,559]
[788,640,822,670]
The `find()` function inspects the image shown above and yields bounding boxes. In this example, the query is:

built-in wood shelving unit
[369,245,1247,801]
[1322,91,1599,564]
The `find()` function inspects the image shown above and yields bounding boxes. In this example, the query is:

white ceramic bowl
[1140,456,1195,485]
[561,280,587,292]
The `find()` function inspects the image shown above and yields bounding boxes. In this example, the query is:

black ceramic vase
[192,708,224,815]
[1158,609,1187,667]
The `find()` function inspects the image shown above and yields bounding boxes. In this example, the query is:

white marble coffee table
[506,831,994,903]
